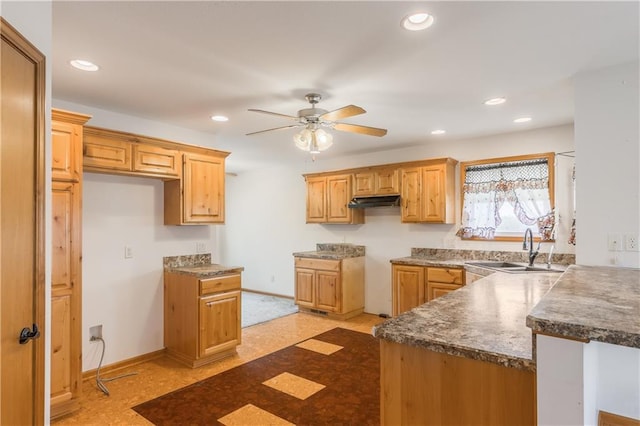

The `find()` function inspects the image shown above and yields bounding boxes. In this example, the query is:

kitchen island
[373,269,560,425]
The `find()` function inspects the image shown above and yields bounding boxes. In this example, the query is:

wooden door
[315,270,340,312]
[305,176,326,223]
[327,174,352,223]
[1,18,46,424]
[400,168,421,223]
[50,181,81,416]
[183,152,225,223]
[294,268,315,308]
[421,165,445,222]
[199,291,241,358]
[392,265,425,316]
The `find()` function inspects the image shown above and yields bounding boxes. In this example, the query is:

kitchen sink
[467,261,564,273]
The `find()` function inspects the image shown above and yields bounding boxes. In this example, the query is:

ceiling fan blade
[246,124,302,136]
[248,108,298,120]
[334,122,388,137]
[319,105,366,122]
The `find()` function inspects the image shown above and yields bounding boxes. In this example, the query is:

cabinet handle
[206,301,215,307]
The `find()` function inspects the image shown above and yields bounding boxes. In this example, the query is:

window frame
[458,152,555,242]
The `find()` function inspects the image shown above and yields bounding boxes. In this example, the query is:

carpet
[241,291,299,328]
[133,328,380,425]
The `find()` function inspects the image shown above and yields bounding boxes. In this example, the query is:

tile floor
[53,312,383,425]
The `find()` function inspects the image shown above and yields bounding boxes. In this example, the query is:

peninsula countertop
[526,265,640,348]
[373,271,560,371]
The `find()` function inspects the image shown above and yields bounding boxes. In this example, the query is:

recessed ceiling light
[69,59,99,72]
[210,115,229,122]
[484,97,506,106]
[401,12,435,31]
[513,117,532,123]
[431,129,446,135]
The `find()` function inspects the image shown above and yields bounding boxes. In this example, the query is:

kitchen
[1,1,639,425]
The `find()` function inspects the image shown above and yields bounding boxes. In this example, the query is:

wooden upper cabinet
[401,158,457,224]
[83,128,132,172]
[132,144,180,177]
[306,176,327,223]
[354,168,399,196]
[51,109,91,182]
[165,152,227,225]
[304,174,363,224]
[401,167,422,222]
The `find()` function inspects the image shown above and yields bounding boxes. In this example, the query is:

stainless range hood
[348,195,401,209]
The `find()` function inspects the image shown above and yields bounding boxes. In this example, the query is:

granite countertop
[165,264,245,278]
[526,265,640,348]
[293,243,365,260]
[373,271,560,371]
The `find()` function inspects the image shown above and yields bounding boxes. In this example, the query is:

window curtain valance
[457,159,554,239]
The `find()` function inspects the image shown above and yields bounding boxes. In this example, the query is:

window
[457,152,555,241]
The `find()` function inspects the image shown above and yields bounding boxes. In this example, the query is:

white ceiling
[52,1,639,173]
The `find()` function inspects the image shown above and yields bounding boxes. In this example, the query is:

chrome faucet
[523,228,541,266]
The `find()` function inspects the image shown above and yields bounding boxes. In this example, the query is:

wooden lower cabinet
[294,257,364,319]
[392,264,464,316]
[380,340,535,425]
[164,272,241,368]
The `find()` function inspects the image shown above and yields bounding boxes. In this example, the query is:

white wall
[575,61,640,268]
[222,124,575,315]
[1,2,53,421]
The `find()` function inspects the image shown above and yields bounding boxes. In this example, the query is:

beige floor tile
[262,371,326,400]
[295,338,343,355]
[218,403,295,426]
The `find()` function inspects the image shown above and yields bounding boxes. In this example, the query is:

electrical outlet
[607,233,623,251]
[124,246,133,259]
[89,324,103,341]
[196,242,208,253]
[625,234,639,251]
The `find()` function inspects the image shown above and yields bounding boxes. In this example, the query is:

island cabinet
[392,263,464,316]
[164,271,241,368]
[304,173,364,224]
[50,109,91,419]
[400,158,457,223]
[294,257,364,319]
[353,167,399,196]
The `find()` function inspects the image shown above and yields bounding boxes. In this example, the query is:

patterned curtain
[457,159,553,239]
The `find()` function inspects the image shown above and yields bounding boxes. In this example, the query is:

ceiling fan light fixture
[293,127,333,154]
[402,12,434,31]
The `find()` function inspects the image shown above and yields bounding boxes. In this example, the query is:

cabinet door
[295,268,316,308]
[392,265,425,316]
[83,132,131,171]
[183,152,225,223]
[316,270,340,312]
[51,120,81,182]
[132,144,180,177]
[354,172,375,196]
[327,174,352,223]
[376,168,399,194]
[401,168,421,223]
[426,282,462,301]
[421,165,446,222]
[305,176,327,223]
[50,181,81,416]
[199,290,241,358]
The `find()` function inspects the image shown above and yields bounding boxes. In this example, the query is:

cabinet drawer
[295,257,341,271]
[427,267,463,284]
[200,274,241,295]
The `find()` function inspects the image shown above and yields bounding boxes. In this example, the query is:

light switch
[124,246,133,258]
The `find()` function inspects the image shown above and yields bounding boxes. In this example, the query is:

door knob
[19,323,40,345]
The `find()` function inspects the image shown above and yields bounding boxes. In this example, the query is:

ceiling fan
[246,93,387,153]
